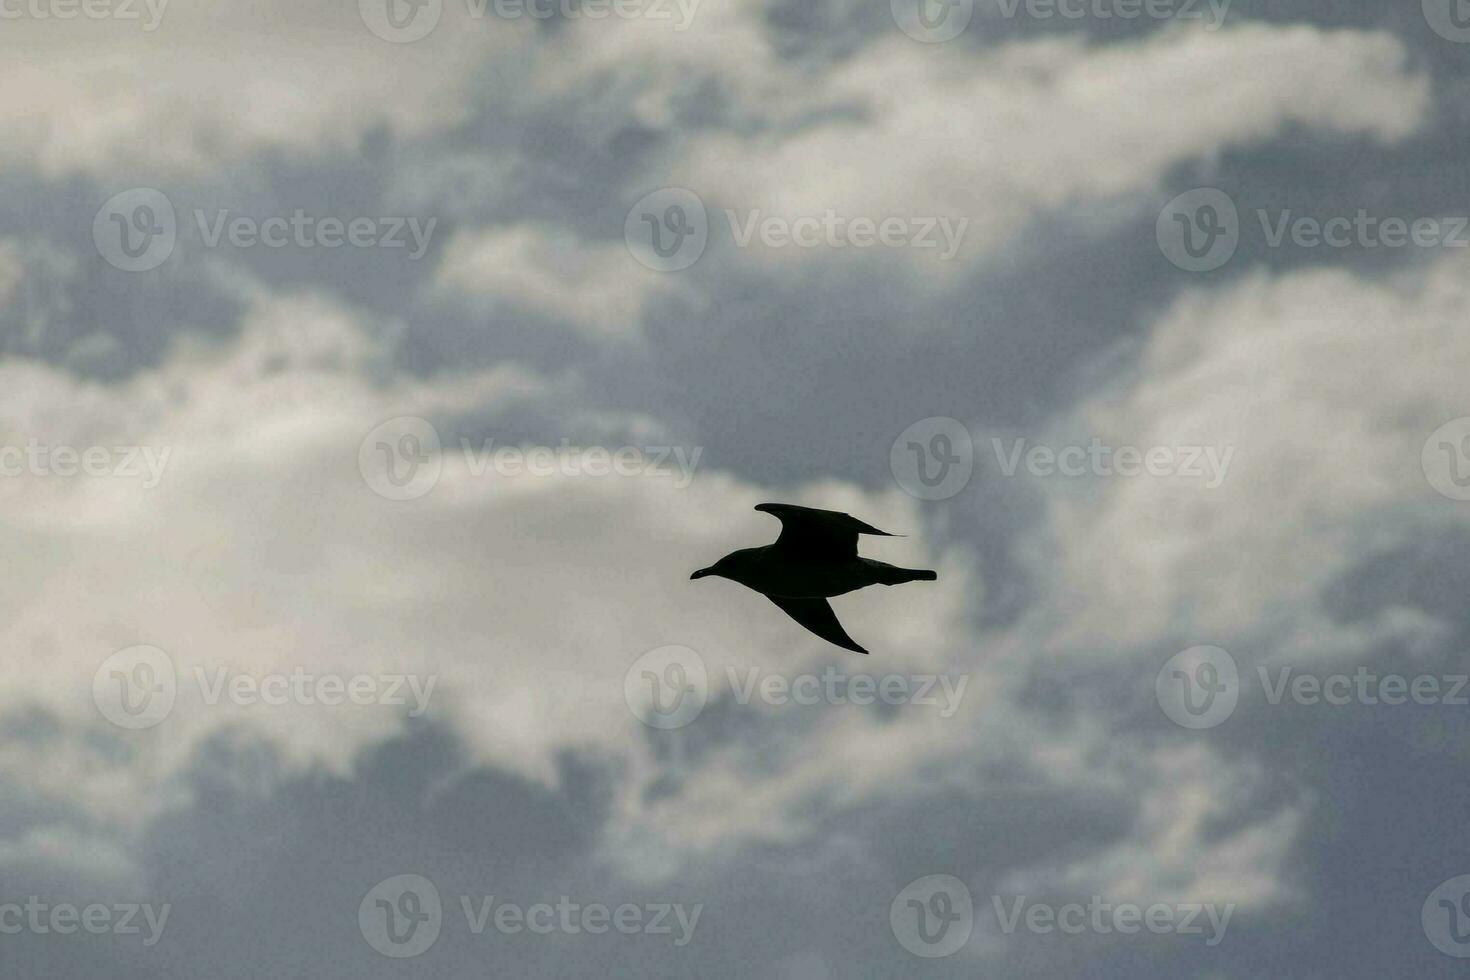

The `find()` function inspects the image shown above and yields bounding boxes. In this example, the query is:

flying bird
[690,503,937,654]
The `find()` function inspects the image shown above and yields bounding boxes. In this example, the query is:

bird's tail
[874,564,938,585]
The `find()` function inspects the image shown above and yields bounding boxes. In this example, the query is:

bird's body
[691,503,937,653]
[702,547,928,598]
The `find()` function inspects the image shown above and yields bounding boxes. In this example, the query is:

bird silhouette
[691,503,937,654]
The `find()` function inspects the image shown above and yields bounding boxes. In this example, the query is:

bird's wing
[754,502,897,559]
[765,594,868,654]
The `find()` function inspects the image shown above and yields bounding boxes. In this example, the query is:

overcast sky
[4,0,1470,976]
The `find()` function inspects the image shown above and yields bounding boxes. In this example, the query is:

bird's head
[690,549,758,583]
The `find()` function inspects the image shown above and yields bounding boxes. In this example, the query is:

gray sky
[4,0,1470,976]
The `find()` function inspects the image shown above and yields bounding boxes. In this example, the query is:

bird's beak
[690,567,713,580]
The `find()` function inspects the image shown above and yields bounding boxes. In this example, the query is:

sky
[4,0,1470,976]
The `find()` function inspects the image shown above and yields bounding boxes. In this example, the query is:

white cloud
[0,285,980,857]
[0,271,1329,912]
[996,744,1304,908]
[669,25,1429,270]
[434,224,692,340]
[1048,251,1470,653]
[0,3,524,177]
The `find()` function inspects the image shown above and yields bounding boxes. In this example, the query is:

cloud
[0,277,1298,922]
[433,224,694,341]
[669,25,1429,270]
[1048,250,1470,653]
[0,3,524,177]
[0,284,982,859]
